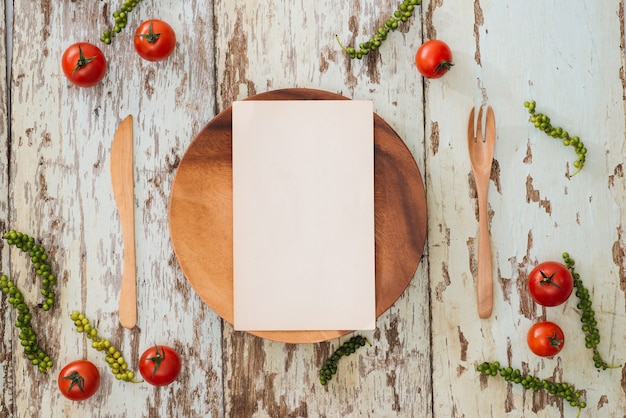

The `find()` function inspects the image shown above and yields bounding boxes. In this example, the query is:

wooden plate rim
[168,88,427,343]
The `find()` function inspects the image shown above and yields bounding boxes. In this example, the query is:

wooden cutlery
[110,115,137,329]
[467,106,496,319]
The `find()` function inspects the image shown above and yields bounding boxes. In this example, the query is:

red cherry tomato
[62,43,107,88]
[527,261,574,307]
[57,360,101,401]
[414,40,454,79]
[139,345,182,386]
[527,321,565,357]
[134,20,177,61]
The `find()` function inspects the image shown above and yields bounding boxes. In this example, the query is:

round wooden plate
[168,88,427,343]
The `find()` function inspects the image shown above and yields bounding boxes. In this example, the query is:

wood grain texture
[169,88,427,343]
[0,0,11,416]
[427,1,626,417]
[3,0,625,417]
[4,0,222,417]
[110,114,137,329]
[214,1,430,417]
[467,105,495,319]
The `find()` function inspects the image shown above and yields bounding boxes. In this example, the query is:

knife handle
[111,115,137,329]
[119,219,137,329]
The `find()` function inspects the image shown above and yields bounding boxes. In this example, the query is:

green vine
[337,0,421,59]
[100,0,146,45]
[562,253,621,370]
[477,361,586,417]
[0,230,57,373]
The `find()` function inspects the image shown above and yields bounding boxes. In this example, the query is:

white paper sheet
[232,99,375,331]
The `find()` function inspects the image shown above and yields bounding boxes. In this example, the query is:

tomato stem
[539,270,561,288]
[147,344,166,377]
[435,60,454,75]
[547,331,563,348]
[61,371,86,393]
[72,46,96,76]
[136,21,161,44]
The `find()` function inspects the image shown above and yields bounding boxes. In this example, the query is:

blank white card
[232,100,375,331]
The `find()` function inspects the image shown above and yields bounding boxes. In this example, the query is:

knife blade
[110,114,137,329]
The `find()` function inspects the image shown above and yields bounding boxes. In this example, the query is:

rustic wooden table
[1,0,625,417]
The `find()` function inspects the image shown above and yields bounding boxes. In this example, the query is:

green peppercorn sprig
[0,275,53,373]
[319,335,371,385]
[336,0,421,59]
[477,361,586,416]
[523,100,587,176]
[100,0,145,45]
[70,311,140,382]
[3,229,56,311]
[562,253,621,370]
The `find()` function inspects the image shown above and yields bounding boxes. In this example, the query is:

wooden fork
[467,106,496,319]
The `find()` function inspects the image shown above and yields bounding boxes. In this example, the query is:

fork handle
[476,183,493,318]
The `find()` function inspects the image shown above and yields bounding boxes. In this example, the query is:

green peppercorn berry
[524,101,586,176]
[337,0,421,59]
[0,274,52,373]
[562,252,621,370]
[70,311,140,383]
[3,230,57,310]
[477,361,586,415]
[100,0,145,45]
[319,335,371,385]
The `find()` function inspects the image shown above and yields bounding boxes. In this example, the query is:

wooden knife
[110,115,137,329]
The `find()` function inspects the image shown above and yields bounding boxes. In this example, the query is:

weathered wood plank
[4,0,625,417]
[427,1,626,417]
[5,0,222,416]
[0,1,12,416]
[215,0,430,417]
